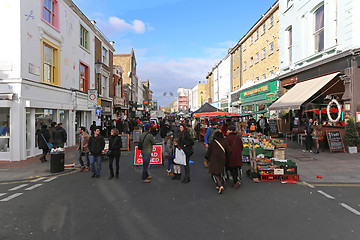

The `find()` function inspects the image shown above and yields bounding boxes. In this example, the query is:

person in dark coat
[88,127,105,178]
[48,122,57,144]
[205,131,230,194]
[90,121,97,136]
[38,125,51,163]
[108,128,122,179]
[116,119,123,134]
[225,125,243,188]
[52,123,67,148]
[177,124,194,183]
[160,119,170,140]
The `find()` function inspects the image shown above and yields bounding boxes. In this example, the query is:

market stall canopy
[193,112,240,118]
[269,72,340,110]
[193,103,222,113]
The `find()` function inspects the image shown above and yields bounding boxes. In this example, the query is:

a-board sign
[326,130,345,153]
[134,145,163,165]
[268,119,280,136]
[133,130,142,143]
[119,134,130,151]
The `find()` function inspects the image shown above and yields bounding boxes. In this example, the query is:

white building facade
[217,54,232,111]
[0,0,113,161]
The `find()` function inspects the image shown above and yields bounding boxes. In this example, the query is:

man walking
[140,124,156,183]
[88,127,105,178]
[52,123,67,148]
[304,118,314,152]
[77,127,90,171]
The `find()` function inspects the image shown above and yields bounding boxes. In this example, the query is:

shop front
[100,98,113,137]
[113,96,127,120]
[238,78,278,120]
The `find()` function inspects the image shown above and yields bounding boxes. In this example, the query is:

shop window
[0,108,10,152]
[79,62,89,92]
[41,38,60,86]
[314,4,324,53]
[80,25,89,50]
[258,104,266,111]
[35,109,55,148]
[42,0,59,30]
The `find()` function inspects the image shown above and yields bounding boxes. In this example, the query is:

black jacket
[108,135,122,157]
[38,128,51,150]
[178,131,194,157]
[88,135,105,156]
[52,126,67,148]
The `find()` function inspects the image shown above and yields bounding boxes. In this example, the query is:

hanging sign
[88,89,98,108]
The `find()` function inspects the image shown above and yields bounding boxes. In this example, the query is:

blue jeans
[141,153,151,180]
[166,156,172,171]
[90,155,102,176]
[78,151,90,167]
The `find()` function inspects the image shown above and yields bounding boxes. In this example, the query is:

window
[262,48,266,59]
[270,70,274,77]
[250,35,253,45]
[243,42,246,51]
[255,77,259,81]
[269,42,274,54]
[80,25,89,50]
[79,62,89,92]
[269,14,274,28]
[262,74,266,80]
[237,67,239,77]
[233,69,236,79]
[41,38,60,86]
[287,0,293,8]
[255,30,259,40]
[0,108,10,152]
[42,0,58,29]
[244,61,247,70]
[102,47,108,64]
[255,52,259,63]
[314,5,324,52]
[101,75,108,97]
[262,24,266,34]
[288,26,293,63]
[250,57,254,66]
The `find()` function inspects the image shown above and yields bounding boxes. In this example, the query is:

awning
[269,72,339,110]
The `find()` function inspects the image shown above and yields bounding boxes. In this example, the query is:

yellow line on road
[0,169,80,185]
[297,182,360,187]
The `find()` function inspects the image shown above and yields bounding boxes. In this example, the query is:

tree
[344,117,360,147]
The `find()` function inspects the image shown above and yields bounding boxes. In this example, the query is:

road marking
[31,177,45,183]
[302,182,315,189]
[340,203,360,216]
[0,193,23,202]
[317,190,335,200]
[25,184,42,191]
[44,177,58,183]
[0,193,6,197]
[9,184,28,191]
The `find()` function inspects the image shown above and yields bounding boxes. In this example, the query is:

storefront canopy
[269,72,339,110]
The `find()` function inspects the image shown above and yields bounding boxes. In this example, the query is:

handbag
[138,132,149,150]
[107,136,118,156]
[41,133,53,150]
[174,148,187,166]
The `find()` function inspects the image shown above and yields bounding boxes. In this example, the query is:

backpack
[138,132,149,150]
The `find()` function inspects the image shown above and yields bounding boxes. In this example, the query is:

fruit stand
[242,133,300,183]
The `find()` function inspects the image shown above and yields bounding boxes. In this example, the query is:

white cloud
[108,17,147,34]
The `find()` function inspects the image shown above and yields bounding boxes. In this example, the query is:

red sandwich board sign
[134,145,163,165]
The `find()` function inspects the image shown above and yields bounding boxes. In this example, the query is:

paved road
[0,141,359,240]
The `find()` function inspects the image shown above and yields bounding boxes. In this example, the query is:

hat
[166,131,174,137]
[212,121,219,126]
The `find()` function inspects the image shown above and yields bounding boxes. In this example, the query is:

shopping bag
[174,148,187,166]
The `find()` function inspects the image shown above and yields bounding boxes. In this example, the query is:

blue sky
[73,0,277,106]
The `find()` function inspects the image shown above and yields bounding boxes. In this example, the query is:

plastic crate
[283,166,297,175]
[260,174,281,181]
[280,175,300,182]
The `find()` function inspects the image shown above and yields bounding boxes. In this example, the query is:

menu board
[268,119,280,136]
[119,134,130,151]
[133,130,142,143]
[326,130,345,153]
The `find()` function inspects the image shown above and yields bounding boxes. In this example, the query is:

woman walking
[164,131,175,177]
[205,131,230,194]
[177,124,194,183]
[108,128,122,179]
[225,125,244,188]
[311,119,322,154]
[38,124,51,163]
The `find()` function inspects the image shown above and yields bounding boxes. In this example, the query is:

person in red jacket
[221,118,231,136]
[225,125,243,188]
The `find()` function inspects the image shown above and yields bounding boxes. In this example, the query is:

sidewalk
[0,147,79,182]
[1,140,360,184]
[285,140,360,184]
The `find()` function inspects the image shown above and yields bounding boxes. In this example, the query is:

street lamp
[95,59,102,95]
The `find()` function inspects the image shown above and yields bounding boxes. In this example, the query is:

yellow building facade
[206,70,214,102]
[230,43,241,92]
[240,1,279,84]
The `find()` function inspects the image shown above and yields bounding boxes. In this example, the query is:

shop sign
[101,106,111,113]
[114,97,125,106]
[134,146,162,165]
[281,76,297,87]
[143,100,149,105]
[266,93,277,102]
[244,85,269,97]
[87,89,98,108]
[357,112,360,122]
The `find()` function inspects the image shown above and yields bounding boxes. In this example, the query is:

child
[172,138,181,180]
[164,131,175,176]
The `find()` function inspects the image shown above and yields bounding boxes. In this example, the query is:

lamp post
[95,59,102,96]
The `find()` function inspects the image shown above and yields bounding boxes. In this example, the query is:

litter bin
[50,152,65,173]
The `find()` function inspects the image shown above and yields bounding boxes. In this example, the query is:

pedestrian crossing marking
[25,184,42,191]
[9,184,28,191]
[0,193,23,202]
